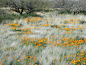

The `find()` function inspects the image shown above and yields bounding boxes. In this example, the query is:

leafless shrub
[53,0,86,14]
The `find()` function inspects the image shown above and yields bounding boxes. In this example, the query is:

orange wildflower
[58,40,61,42]
[53,42,56,45]
[34,57,36,62]
[84,57,86,60]
[45,24,50,26]
[37,44,41,46]
[64,56,66,58]
[9,23,16,26]
[25,38,28,41]
[71,60,76,64]
[82,51,84,54]
[63,28,70,31]
[17,60,20,62]
[70,18,74,21]
[20,43,22,45]
[12,27,16,29]
[49,40,51,43]
[51,36,55,38]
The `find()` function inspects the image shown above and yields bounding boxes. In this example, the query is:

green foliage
[12,29,22,31]
[58,10,86,15]
[44,9,54,12]
[51,25,60,28]
[9,61,22,65]
[35,61,40,65]
[1,14,21,19]
[58,11,71,14]
[34,9,54,12]
[80,11,86,15]
[79,20,86,24]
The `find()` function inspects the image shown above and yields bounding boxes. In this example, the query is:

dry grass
[0,11,86,65]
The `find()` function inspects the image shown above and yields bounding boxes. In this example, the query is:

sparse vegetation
[0,0,86,65]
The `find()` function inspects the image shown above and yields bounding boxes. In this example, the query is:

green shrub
[58,10,86,15]
[78,20,86,24]
[34,9,54,12]
[44,9,54,12]
[80,11,86,15]
[58,11,71,14]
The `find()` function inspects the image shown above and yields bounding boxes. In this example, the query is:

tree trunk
[20,8,24,15]
[15,8,20,13]
[72,11,76,15]
[17,8,20,13]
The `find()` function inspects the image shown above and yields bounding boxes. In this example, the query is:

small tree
[10,0,27,15]
[8,0,51,15]
[53,0,86,14]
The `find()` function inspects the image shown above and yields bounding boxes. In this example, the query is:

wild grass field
[0,9,86,65]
